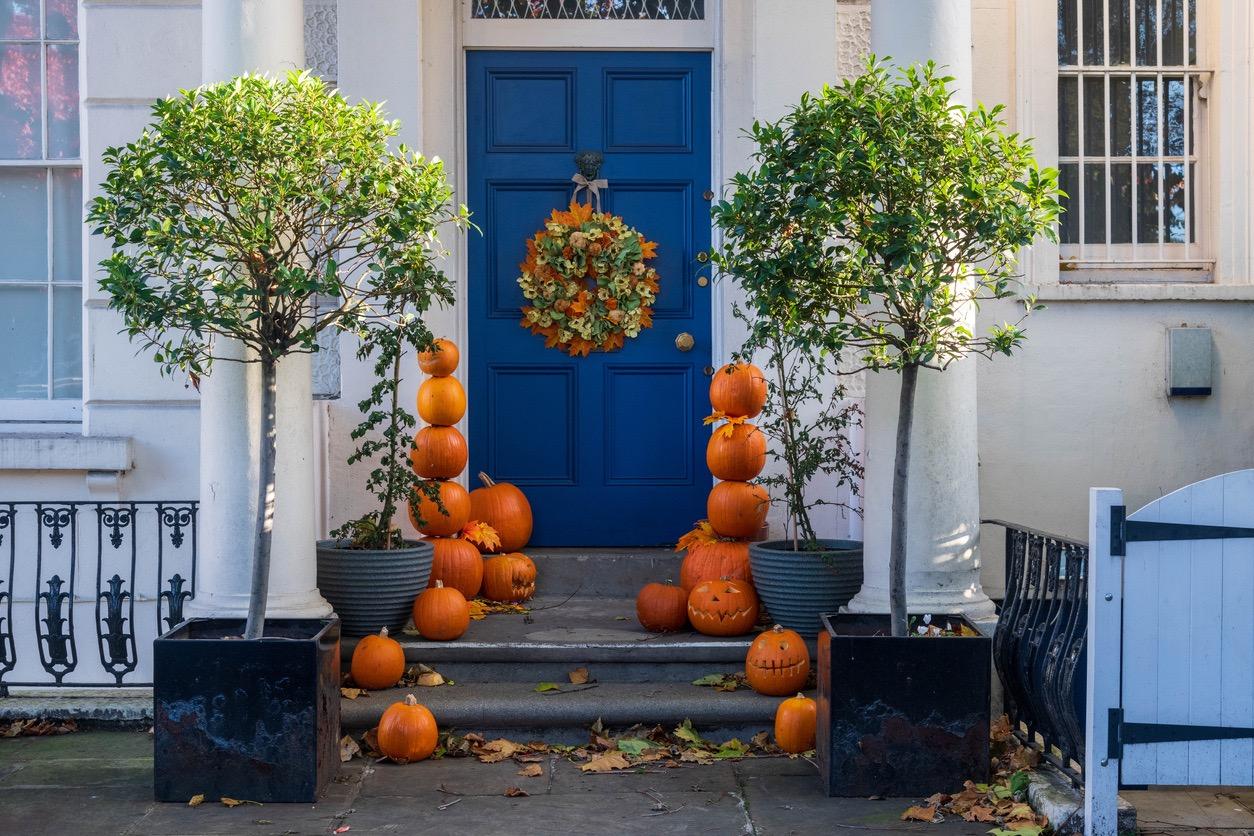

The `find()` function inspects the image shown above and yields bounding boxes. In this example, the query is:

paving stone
[0,785,154,836]
[358,757,545,798]
[547,756,740,796]
[127,800,349,836]
[0,755,151,788]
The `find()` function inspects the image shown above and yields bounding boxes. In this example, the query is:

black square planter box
[153,617,341,803]
[817,613,991,798]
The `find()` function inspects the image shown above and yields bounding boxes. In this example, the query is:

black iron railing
[984,519,1088,785]
[0,501,197,692]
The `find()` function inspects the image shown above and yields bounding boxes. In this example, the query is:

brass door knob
[675,332,695,352]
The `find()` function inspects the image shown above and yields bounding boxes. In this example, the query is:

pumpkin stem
[380,626,389,637]
[772,624,783,633]
[403,693,418,706]
[478,471,496,487]
[435,580,445,588]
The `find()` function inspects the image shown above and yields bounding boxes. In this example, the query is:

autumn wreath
[517,200,659,357]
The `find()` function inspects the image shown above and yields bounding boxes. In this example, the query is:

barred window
[1057,0,1207,275]
[473,0,704,20]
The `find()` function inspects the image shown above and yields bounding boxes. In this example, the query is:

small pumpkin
[710,363,767,418]
[409,480,471,537]
[481,553,537,602]
[774,693,817,754]
[376,694,439,762]
[426,536,484,599]
[745,624,811,696]
[687,578,759,637]
[680,540,751,591]
[468,472,533,553]
[410,426,469,480]
[418,338,460,377]
[413,580,470,641]
[706,422,767,482]
[417,376,467,426]
[349,627,405,690]
[707,480,769,540]
[636,582,689,632]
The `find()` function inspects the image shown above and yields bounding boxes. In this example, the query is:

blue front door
[467,50,713,546]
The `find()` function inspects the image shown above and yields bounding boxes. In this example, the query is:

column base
[185,589,333,622]
[844,581,997,622]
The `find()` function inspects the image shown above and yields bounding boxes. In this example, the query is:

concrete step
[524,548,683,597]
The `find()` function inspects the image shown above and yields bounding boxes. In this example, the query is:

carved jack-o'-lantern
[481,553,536,602]
[744,624,811,696]
[686,578,759,637]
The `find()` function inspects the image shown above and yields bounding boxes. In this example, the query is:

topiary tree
[711,59,1061,636]
[89,72,467,639]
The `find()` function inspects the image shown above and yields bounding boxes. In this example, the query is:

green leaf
[534,682,561,693]
[616,739,652,756]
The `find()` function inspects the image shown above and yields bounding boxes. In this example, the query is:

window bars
[1057,0,1209,276]
[472,0,704,20]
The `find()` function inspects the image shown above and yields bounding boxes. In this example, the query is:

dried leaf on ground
[220,797,261,808]
[503,786,529,797]
[901,805,940,823]
[468,599,529,621]
[416,671,446,687]
[399,664,452,688]
[672,719,706,747]
[340,687,366,700]
[517,764,543,778]
[339,734,361,763]
[0,718,78,737]
[715,739,750,760]
[691,672,746,692]
[476,739,524,764]
[360,727,382,759]
[581,751,632,773]
[617,738,652,756]
[187,794,205,807]
[568,667,591,684]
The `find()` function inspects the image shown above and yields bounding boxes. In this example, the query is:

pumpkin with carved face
[481,553,536,602]
[687,578,759,637]
[745,624,811,695]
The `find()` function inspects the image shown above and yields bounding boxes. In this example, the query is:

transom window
[1057,0,1207,277]
[472,0,704,20]
[0,0,81,401]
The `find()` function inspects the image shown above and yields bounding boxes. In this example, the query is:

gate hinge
[1108,707,1254,759]
[1109,504,1254,557]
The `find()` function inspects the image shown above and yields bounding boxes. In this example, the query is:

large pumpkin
[745,624,811,696]
[468,472,533,553]
[425,536,483,599]
[409,480,471,537]
[481,553,536,602]
[418,338,460,377]
[774,693,817,754]
[636,582,689,632]
[709,363,767,418]
[410,426,469,480]
[687,578,759,637]
[376,694,439,762]
[706,422,767,482]
[707,480,769,540]
[350,627,406,690]
[680,540,751,591]
[417,376,467,426]
[413,581,470,641]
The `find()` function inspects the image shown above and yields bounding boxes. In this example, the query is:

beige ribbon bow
[571,173,608,212]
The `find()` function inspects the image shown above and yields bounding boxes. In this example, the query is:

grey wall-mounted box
[1167,327,1212,397]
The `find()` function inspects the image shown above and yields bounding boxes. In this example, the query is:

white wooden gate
[1085,471,1254,835]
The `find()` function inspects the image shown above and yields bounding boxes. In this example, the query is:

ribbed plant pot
[748,539,863,636]
[316,539,433,637]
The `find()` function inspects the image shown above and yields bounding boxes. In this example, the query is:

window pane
[1084,76,1106,156]
[1109,0,1131,64]
[1188,0,1197,64]
[45,0,77,39]
[0,0,39,39]
[0,42,42,159]
[1164,76,1185,156]
[1111,163,1133,243]
[1135,0,1157,65]
[0,286,47,398]
[1059,76,1078,156]
[47,43,78,159]
[1059,0,1078,65]
[1059,163,1079,244]
[1137,76,1158,156]
[1161,0,1184,65]
[1137,162,1160,243]
[52,285,80,398]
[1164,162,1186,244]
[0,168,47,280]
[1082,0,1104,65]
[1110,75,1132,156]
[52,167,80,281]
[1084,163,1107,243]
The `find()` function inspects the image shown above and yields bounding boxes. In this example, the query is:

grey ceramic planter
[748,539,863,636]
[316,539,433,637]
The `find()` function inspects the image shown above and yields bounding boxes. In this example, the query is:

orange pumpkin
[680,540,752,591]
[418,338,460,377]
[774,693,817,754]
[706,422,767,482]
[426,536,483,599]
[410,426,469,480]
[636,582,689,632]
[745,624,811,696]
[412,580,470,641]
[349,627,405,690]
[376,694,439,762]
[710,363,767,418]
[707,480,769,540]
[481,553,536,602]
[409,480,471,537]
[687,578,759,637]
[468,472,533,553]
[417,376,467,426]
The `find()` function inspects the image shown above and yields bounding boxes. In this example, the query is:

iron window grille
[472,0,704,20]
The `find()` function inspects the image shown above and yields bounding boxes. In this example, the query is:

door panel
[467,50,712,546]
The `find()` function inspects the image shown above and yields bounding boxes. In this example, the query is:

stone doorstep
[1026,762,1137,836]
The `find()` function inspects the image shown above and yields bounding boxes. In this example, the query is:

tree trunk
[243,357,279,640]
[888,362,919,638]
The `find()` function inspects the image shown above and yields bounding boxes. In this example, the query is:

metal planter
[153,617,340,803]
[817,612,991,798]
[747,539,863,635]
[316,539,433,637]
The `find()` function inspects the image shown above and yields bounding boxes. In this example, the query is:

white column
[845,0,995,622]
[190,0,331,619]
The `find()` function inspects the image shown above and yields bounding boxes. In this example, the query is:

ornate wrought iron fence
[0,501,196,692]
[985,519,1088,785]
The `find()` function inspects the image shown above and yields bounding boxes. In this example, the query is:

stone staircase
[340,549,808,742]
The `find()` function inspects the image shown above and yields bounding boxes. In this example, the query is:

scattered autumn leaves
[0,717,77,737]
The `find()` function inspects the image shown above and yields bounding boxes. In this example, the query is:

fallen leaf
[535,682,561,693]
[673,719,705,747]
[220,797,261,808]
[339,734,361,763]
[580,751,632,773]
[900,805,939,823]
[616,738,652,756]
[504,786,529,797]
[340,687,365,700]
[334,826,351,834]
[568,667,590,685]
[187,794,205,807]
[416,671,446,687]
[517,764,543,778]
[476,739,523,764]
[715,739,749,760]
[963,805,997,823]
